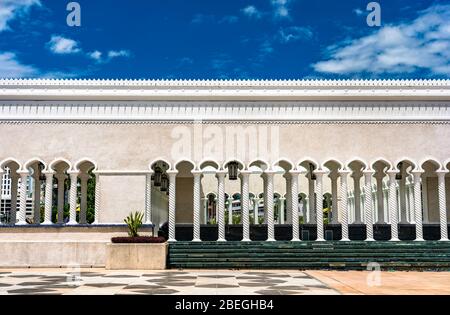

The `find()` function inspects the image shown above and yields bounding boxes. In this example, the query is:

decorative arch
[49,158,72,171]
[272,158,294,172]
[393,157,417,172]
[149,158,172,171]
[420,158,443,171]
[74,158,98,172]
[444,158,450,171]
[0,157,22,170]
[345,158,369,173]
[199,159,220,170]
[297,158,319,171]
[370,157,394,171]
[248,159,270,171]
[223,159,245,170]
[174,159,196,170]
[322,158,344,172]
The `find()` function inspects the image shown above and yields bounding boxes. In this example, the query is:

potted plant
[106,211,167,270]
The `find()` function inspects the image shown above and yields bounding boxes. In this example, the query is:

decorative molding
[1,79,449,101]
[0,101,449,123]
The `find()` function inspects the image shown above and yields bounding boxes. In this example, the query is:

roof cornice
[0,78,449,101]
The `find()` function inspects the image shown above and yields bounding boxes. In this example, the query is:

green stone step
[169,248,450,253]
[170,253,450,258]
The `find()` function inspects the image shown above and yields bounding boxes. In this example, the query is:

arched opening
[298,160,318,224]
[0,159,21,225]
[395,160,416,224]
[50,160,71,224]
[25,159,47,225]
[421,160,442,224]
[150,160,170,232]
[174,161,195,224]
[323,160,343,225]
[76,160,96,224]
[372,160,391,225]
[347,160,367,225]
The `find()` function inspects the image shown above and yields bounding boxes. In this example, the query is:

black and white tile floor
[0,269,339,295]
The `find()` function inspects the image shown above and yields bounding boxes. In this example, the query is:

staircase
[168,241,450,270]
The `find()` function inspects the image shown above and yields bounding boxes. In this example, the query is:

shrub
[124,211,144,237]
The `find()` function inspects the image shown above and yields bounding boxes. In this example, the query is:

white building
[0,78,449,242]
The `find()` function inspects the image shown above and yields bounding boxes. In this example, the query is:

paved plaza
[0,269,337,295]
[0,269,449,295]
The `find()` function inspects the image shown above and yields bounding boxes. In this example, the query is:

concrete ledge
[0,241,107,268]
[106,243,168,270]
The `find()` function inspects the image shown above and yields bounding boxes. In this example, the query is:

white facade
[0,79,449,242]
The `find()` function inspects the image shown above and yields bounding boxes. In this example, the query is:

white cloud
[241,6,261,19]
[271,0,292,19]
[107,50,130,59]
[88,50,102,61]
[353,8,364,16]
[313,4,450,76]
[279,26,313,43]
[0,52,37,77]
[0,0,41,32]
[47,35,81,54]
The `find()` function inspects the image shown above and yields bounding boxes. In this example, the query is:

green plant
[124,211,144,237]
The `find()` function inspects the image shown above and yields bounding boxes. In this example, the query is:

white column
[16,171,29,225]
[408,180,415,223]
[315,170,326,241]
[436,171,449,241]
[265,171,276,241]
[167,170,178,242]
[33,167,41,225]
[363,170,375,241]
[192,171,202,242]
[330,172,339,224]
[422,175,429,223]
[253,197,259,225]
[42,171,54,225]
[67,171,79,225]
[387,171,399,241]
[308,174,316,223]
[412,171,424,241]
[279,197,285,224]
[94,173,100,224]
[352,171,362,224]
[145,172,153,225]
[216,171,227,242]
[9,172,19,225]
[55,173,66,224]
[375,173,385,224]
[227,197,233,225]
[0,170,3,225]
[262,174,268,224]
[339,170,350,241]
[79,173,89,225]
[241,171,251,242]
[285,175,292,224]
[202,197,208,224]
[290,170,301,241]
[399,167,408,224]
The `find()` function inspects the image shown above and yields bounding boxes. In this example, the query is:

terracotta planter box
[106,243,168,270]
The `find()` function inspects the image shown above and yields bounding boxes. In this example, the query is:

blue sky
[0,0,449,79]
